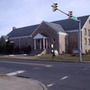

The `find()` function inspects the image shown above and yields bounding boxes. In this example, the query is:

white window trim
[58,32,67,35]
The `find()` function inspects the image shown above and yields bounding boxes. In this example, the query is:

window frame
[85,38,87,45]
[89,20,90,24]
[84,28,87,36]
[88,29,90,36]
[88,39,90,45]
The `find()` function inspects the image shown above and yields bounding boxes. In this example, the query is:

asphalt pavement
[0,58,90,90]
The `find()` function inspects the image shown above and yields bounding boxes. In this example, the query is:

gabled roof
[7,15,89,38]
[7,21,65,38]
[53,15,89,31]
[44,21,65,33]
[34,33,47,39]
[7,24,39,38]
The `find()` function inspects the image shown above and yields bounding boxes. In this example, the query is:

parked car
[72,49,79,56]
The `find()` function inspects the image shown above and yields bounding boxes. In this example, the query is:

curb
[0,75,48,90]
[38,81,48,90]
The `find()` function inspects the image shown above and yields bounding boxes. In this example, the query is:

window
[88,29,90,36]
[84,28,87,36]
[88,39,90,45]
[85,38,87,45]
[37,39,40,43]
[85,49,88,54]
[89,20,90,24]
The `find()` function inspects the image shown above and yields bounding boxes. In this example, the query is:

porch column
[19,38,21,49]
[40,39,42,50]
[46,39,48,49]
[34,39,36,50]
[43,38,45,49]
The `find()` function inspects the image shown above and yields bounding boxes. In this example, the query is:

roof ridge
[44,21,65,33]
[15,24,39,30]
[52,15,89,31]
[52,15,89,23]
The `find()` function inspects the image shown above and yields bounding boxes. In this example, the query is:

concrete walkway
[0,76,47,90]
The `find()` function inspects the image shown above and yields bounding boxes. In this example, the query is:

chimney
[12,26,16,30]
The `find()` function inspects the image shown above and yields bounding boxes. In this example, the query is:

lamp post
[78,20,82,62]
[51,3,82,62]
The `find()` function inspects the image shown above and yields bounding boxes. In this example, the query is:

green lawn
[0,54,90,62]
[37,54,90,62]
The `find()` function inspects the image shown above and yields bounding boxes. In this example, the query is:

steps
[30,49,46,56]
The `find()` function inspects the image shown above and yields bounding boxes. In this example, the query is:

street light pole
[57,9,69,16]
[78,20,82,62]
[51,3,82,62]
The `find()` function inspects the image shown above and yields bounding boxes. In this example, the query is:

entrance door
[36,39,40,49]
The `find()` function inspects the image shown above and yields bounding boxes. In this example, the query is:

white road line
[60,76,69,80]
[45,65,53,68]
[9,55,15,56]
[6,70,25,76]
[47,83,55,87]
[0,61,52,68]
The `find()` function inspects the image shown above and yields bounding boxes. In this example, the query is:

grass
[82,55,90,61]
[0,54,90,62]
[0,74,6,77]
[37,54,79,62]
[37,54,90,62]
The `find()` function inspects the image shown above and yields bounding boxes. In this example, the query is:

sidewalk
[0,76,47,90]
[0,54,37,60]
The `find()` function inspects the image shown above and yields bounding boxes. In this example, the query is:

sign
[71,16,78,21]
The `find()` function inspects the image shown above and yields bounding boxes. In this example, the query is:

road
[0,58,90,90]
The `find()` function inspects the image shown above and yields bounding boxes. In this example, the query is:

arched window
[85,38,87,45]
[88,29,90,36]
[84,28,87,36]
[89,20,90,24]
[88,39,90,45]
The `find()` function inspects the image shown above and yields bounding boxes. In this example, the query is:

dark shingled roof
[7,15,89,38]
[53,15,89,31]
[7,24,39,38]
[44,21,65,33]
[7,21,65,38]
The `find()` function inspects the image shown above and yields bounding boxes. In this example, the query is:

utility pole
[51,3,82,62]
[78,20,82,62]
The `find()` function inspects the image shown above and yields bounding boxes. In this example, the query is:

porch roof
[33,33,47,39]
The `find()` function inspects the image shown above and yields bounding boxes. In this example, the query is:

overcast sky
[0,0,90,36]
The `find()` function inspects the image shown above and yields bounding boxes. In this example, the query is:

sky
[0,0,90,36]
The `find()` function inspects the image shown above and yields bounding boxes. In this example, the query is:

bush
[23,46,31,54]
[13,47,20,54]
[13,46,31,54]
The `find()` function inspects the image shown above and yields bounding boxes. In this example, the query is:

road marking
[23,54,27,56]
[0,61,52,68]
[47,83,55,87]
[9,55,15,56]
[6,70,25,76]
[45,65,53,67]
[60,76,69,80]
